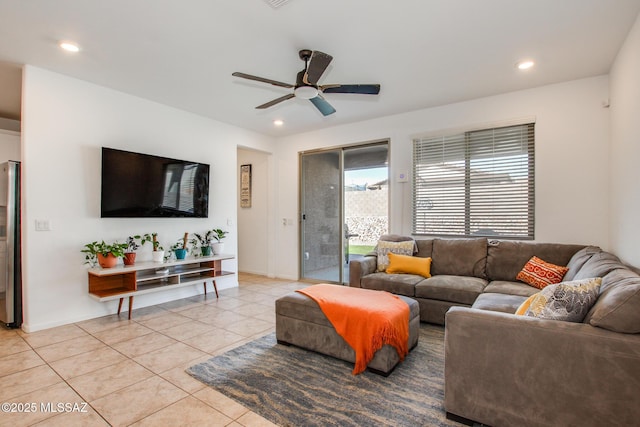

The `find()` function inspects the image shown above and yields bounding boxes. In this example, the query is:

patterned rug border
[187,325,460,427]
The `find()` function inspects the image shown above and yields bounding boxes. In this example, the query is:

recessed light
[516,60,535,70]
[59,41,80,53]
[273,120,284,126]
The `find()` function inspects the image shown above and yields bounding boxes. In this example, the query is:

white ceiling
[1,0,639,136]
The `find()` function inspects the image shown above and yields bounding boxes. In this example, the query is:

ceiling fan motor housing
[294,70,319,99]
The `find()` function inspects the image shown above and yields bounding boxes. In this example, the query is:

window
[412,123,534,239]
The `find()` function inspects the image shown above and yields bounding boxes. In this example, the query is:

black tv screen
[101,147,209,218]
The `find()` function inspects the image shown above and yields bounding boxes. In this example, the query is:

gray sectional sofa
[349,236,640,427]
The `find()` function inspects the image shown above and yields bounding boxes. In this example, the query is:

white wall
[610,13,640,267]
[21,66,275,331]
[275,76,611,280]
[0,129,20,162]
[237,147,271,276]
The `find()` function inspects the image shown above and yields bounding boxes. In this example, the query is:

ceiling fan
[232,49,380,116]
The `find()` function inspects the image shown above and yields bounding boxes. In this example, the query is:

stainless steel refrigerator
[0,161,22,328]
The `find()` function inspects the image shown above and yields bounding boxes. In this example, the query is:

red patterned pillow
[516,256,569,289]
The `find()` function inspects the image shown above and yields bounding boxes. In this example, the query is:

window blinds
[412,123,534,239]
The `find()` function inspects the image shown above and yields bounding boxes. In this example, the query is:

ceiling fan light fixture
[294,86,318,100]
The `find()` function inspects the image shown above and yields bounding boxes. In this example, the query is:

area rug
[187,325,462,427]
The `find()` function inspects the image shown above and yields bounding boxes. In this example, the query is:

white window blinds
[413,123,535,239]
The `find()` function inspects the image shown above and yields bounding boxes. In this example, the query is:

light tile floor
[0,273,309,427]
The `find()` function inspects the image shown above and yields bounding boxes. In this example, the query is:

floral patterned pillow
[521,277,602,322]
[376,240,416,272]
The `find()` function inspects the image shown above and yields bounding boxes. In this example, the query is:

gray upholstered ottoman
[275,290,420,375]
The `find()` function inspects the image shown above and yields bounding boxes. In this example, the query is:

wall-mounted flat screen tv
[101,147,209,218]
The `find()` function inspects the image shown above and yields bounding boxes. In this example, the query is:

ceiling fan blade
[321,84,381,95]
[309,95,336,116]
[256,93,295,109]
[232,72,294,89]
[303,51,333,85]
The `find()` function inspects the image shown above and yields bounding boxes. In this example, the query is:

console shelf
[87,254,234,319]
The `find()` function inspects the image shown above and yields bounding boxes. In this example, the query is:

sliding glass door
[300,142,389,284]
[300,150,343,282]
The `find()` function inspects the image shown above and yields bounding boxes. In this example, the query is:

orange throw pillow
[516,256,569,289]
[386,253,432,278]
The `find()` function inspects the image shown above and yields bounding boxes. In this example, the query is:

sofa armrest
[444,307,640,427]
[348,255,377,287]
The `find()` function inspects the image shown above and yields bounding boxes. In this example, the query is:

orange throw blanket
[297,284,410,375]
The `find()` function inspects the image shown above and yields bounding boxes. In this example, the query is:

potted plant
[211,228,228,255]
[82,240,128,268]
[142,233,165,263]
[171,233,190,260]
[190,230,214,257]
[123,235,143,265]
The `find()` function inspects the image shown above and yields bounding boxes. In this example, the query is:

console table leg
[117,298,123,316]
[203,282,207,296]
[128,296,134,320]
[212,279,219,298]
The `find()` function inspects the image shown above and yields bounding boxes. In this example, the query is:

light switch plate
[35,219,52,231]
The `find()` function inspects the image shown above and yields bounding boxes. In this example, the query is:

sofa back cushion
[563,245,602,281]
[430,238,487,278]
[572,251,626,281]
[584,268,640,333]
[415,239,434,258]
[486,240,584,282]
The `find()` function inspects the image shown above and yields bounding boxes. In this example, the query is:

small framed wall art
[240,164,252,208]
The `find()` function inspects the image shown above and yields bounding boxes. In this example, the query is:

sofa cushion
[563,245,602,281]
[360,272,421,297]
[472,293,528,314]
[430,238,487,278]
[585,268,640,333]
[386,253,431,278]
[486,240,584,282]
[375,240,416,272]
[572,251,626,281]
[415,275,487,305]
[483,280,539,297]
[522,277,602,322]
[516,256,569,289]
[415,239,434,258]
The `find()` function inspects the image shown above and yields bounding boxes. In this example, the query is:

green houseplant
[170,233,190,260]
[82,241,128,268]
[124,235,144,265]
[211,228,228,255]
[142,233,165,263]
[190,230,215,256]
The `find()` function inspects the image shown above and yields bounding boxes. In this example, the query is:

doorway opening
[300,141,388,283]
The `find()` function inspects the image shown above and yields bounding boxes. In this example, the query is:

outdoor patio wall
[274,76,611,280]
[21,66,276,332]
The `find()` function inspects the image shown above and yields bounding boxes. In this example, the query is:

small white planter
[151,250,165,263]
[212,242,224,255]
